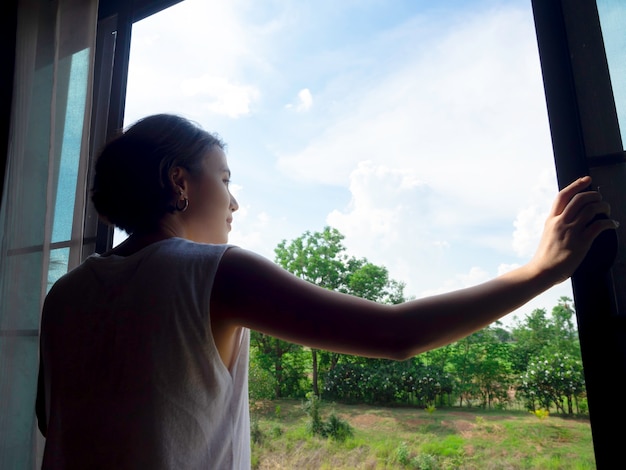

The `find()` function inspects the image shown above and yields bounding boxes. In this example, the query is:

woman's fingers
[531,176,618,285]
[553,177,617,237]
[560,191,604,224]
[549,176,592,217]
[583,210,619,243]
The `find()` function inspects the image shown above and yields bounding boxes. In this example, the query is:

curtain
[0,0,97,467]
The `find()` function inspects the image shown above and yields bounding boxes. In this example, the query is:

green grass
[250,399,595,469]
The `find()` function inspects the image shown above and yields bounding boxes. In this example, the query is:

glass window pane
[51,49,91,243]
[47,248,70,292]
[597,0,626,149]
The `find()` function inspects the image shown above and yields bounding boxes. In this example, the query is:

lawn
[250,399,595,469]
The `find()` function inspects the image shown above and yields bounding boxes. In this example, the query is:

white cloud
[512,169,558,258]
[180,75,259,118]
[296,88,313,111]
[327,160,430,248]
[416,265,490,298]
[227,184,292,260]
[124,0,267,123]
[276,5,554,220]
[458,266,491,287]
[285,88,314,112]
[512,205,546,258]
[497,262,520,276]
[326,161,455,298]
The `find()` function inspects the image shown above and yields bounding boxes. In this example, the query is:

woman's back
[38,238,250,469]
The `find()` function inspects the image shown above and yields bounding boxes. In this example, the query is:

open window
[0,0,623,467]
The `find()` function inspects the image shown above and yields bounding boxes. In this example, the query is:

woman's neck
[102,228,177,257]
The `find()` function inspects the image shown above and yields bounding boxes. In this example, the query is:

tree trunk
[274,343,283,398]
[567,395,573,414]
[312,349,319,396]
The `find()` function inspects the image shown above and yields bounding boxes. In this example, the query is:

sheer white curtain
[0,0,97,467]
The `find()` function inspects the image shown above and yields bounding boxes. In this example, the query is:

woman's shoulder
[161,237,233,259]
[100,236,232,259]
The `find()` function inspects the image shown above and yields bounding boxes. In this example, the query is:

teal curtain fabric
[0,0,97,467]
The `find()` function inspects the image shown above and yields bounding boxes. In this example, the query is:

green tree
[250,332,309,398]
[549,297,580,358]
[519,352,585,414]
[511,298,585,414]
[248,346,278,401]
[273,226,406,396]
[511,297,581,371]
[273,227,347,396]
[445,326,514,409]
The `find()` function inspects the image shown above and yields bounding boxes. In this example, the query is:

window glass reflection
[597,0,626,147]
[47,248,70,292]
[51,49,90,243]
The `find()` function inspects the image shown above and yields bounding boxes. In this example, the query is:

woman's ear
[169,166,189,194]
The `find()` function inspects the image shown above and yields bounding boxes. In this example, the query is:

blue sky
[123,0,575,325]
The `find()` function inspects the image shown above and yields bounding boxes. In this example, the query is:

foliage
[321,413,354,441]
[275,226,348,291]
[323,359,452,406]
[248,349,277,400]
[509,297,586,415]
[511,298,581,374]
[411,453,437,470]
[273,226,407,397]
[518,351,585,413]
[531,408,550,420]
[302,393,354,441]
[250,418,264,445]
[303,392,324,436]
[250,335,309,398]
[395,442,411,466]
[444,326,514,409]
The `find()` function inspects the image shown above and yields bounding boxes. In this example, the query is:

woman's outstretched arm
[211,176,616,360]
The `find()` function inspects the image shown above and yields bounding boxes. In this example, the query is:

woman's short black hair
[91,114,225,234]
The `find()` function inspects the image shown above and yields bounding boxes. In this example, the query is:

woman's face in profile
[182,147,239,244]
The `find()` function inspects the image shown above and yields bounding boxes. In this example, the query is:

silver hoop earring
[175,196,189,212]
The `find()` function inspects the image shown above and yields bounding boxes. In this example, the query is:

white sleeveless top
[39,238,250,469]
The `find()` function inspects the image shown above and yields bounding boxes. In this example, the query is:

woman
[36,114,616,469]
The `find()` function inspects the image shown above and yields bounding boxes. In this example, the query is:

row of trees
[250,227,587,414]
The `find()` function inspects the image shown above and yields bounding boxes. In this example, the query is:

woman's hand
[528,176,617,286]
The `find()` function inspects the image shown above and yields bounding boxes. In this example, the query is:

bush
[321,413,354,442]
[412,453,437,470]
[531,408,550,420]
[518,352,584,414]
[395,442,411,466]
[303,392,324,435]
[251,419,264,445]
[248,359,277,401]
[303,393,354,441]
[323,359,452,406]
[270,425,283,438]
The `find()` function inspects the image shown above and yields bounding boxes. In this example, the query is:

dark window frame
[532,1,625,468]
[87,0,184,256]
